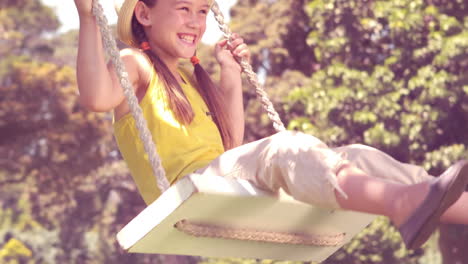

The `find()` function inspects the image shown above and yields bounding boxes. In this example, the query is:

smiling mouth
[178,34,196,44]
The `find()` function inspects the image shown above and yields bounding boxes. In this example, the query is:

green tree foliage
[0,1,200,263]
[0,0,59,59]
[229,0,468,263]
[2,0,468,263]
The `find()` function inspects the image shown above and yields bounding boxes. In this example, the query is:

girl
[73,0,468,251]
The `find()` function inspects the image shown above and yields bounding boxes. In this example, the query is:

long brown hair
[131,0,234,150]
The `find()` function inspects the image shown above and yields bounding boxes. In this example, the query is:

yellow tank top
[113,67,225,205]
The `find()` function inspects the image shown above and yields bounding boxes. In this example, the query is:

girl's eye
[179,7,189,12]
[199,9,208,15]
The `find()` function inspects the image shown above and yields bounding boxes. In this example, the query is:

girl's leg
[333,144,433,185]
[439,190,468,225]
[333,163,430,227]
[199,131,468,248]
[333,144,468,227]
[334,161,468,249]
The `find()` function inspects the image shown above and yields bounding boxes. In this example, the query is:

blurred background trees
[1,1,158,263]
[1,0,467,263]
[229,0,468,263]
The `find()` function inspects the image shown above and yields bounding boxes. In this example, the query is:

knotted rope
[211,2,286,133]
[91,0,343,247]
[175,220,345,246]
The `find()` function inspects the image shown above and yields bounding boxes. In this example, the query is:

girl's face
[142,0,209,63]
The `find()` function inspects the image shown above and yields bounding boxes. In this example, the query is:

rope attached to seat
[91,0,346,248]
[91,0,285,192]
[91,1,170,192]
[175,220,345,247]
[211,2,286,133]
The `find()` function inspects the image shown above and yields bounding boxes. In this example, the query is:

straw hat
[115,0,140,48]
[115,0,215,48]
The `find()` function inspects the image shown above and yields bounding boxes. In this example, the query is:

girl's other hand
[74,0,93,18]
[215,33,251,73]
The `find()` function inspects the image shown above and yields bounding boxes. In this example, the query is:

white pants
[198,131,432,209]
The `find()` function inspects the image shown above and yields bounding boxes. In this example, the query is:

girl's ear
[134,2,152,26]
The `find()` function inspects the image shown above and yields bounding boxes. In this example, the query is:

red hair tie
[190,56,200,66]
[140,42,151,51]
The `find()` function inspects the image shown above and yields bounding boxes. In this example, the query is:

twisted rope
[92,0,170,192]
[92,0,346,248]
[91,0,285,192]
[175,220,345,246]
[211,2,286,132]
[91,0,285,191]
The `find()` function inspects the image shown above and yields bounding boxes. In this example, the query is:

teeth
[180,35,195,43]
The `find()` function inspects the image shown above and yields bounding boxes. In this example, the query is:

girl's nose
[187,13,202,28]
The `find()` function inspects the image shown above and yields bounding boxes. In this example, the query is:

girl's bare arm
[216,34,250,147]
[74,1,141,112]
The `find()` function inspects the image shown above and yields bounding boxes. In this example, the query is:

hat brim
[117,0,140,48]
[116,0,215,48]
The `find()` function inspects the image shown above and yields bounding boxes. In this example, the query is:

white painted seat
[117,174,376,262]
[89,1,377,261]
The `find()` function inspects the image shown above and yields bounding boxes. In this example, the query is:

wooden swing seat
[116,174,376,262]
[89,1,377,260]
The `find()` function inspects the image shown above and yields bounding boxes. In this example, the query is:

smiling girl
[73,0,468,251]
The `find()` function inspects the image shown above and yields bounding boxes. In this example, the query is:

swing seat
[116,174,376,262]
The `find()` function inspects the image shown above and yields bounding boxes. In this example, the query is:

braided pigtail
[130,1,234,149]
[131,15,194,125]
[191,56,234,150]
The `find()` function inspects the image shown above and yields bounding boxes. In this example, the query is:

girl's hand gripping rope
[215,33,251,74]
